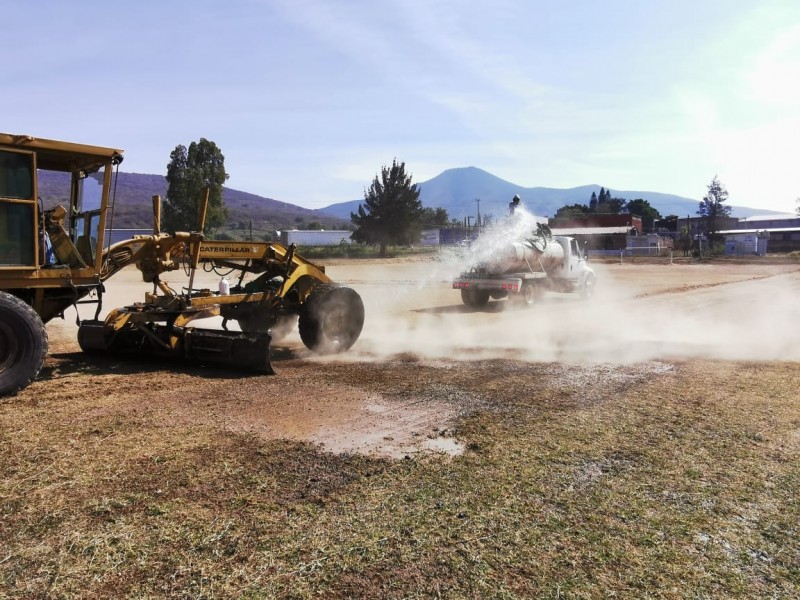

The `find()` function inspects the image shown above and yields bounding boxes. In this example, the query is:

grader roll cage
[0,133,364,396]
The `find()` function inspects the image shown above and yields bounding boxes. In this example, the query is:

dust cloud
[47,227,799,459]
[328,209,800,366]
[58,217,800,369]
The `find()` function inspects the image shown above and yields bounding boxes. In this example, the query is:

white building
[278,230,352,246]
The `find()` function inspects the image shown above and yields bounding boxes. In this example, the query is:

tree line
[554,187,663,232]
[160,137,735,255]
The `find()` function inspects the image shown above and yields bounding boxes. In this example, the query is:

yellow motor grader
[0,133,364,396]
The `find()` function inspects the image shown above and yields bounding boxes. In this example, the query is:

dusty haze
[320,213,800,366]
[56,227,800,368]
[42,252,800,457]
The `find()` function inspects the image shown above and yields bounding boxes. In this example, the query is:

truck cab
[550,236,595,296]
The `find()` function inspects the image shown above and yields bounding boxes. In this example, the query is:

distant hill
[37,171,352,238]
[319,166,780,221]
[38,168,781,237]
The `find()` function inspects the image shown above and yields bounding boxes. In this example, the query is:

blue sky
[5,0,800,213]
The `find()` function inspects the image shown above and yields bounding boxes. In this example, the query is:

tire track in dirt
[632,268,800,299]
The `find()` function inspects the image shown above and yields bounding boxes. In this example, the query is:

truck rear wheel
[520,282,542,306]
[460,288,490,308]
[299,287,364,354]
[0,292,48,396]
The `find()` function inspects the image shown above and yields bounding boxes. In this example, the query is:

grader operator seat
[43,205,86,268]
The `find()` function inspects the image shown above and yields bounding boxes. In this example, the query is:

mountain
[39,167,781,236]
[319,166,780,221]
[37,171,352,237]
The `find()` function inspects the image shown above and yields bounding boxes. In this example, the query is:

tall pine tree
[697,175,732,244]
[163,139,229,234]
[351,160,424,257]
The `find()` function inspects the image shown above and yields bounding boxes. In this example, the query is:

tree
[677,225,692,256]
[625,198,661,232]
[554,203,591,218]
[164,138,229,234]
[586,187,626,214]
[697,175,732,244]
[350,160,424,257]
[421,207,450,228]
[597,196,627,214]
[592,187,626,214]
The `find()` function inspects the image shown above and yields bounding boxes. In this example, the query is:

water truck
[452,223,596,307]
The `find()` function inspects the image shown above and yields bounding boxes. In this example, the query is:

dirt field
[41,254,800,457]
[3,255,800,597]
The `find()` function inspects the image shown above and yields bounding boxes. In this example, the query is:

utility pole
[475,198,481,233]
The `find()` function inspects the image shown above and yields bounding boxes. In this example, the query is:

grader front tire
[0,292,48,396]
[299,287,364,354]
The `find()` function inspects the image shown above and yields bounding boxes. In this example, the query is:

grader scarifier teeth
[78,320,274,374]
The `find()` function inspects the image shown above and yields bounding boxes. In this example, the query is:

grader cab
[0,133,364,396]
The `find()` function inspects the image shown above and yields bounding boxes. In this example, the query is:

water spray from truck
[452,200,596,307]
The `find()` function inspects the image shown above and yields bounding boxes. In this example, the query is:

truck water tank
[487,238,565,274]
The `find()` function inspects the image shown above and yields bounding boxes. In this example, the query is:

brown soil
[33,256,800,458]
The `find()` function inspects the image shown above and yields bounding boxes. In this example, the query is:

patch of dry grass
[1,359,798,598]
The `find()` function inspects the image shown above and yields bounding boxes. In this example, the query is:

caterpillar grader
[0,133,365,396]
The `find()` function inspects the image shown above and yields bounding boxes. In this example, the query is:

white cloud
[747,23,800,107]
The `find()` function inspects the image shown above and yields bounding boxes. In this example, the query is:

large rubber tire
[580,274,596,300]
[298,287,364,354]
[0,292,48,396]
[460,288,490,308]
[520,282,542,306]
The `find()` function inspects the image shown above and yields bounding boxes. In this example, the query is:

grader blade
[77,320,274,374]
[183,328,274,373]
